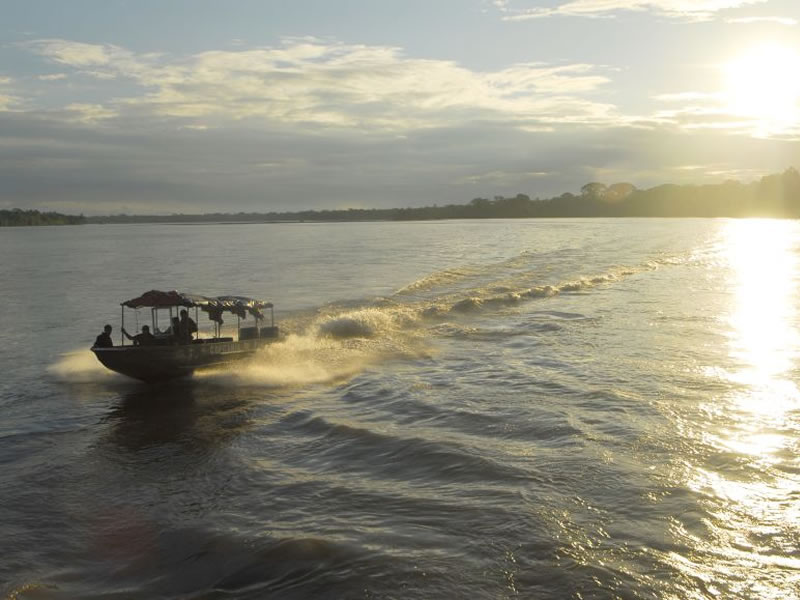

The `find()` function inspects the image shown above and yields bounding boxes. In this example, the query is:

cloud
[653,91,724,103]
[6,36,798,215]
[496,0,769,22]
[651,90,800,139]
[38,73,68,81]
[63,103,118,123]
[0,78,20,111]
[23,38,618,132]
[26,39,118,67]
[2,104,795,216]
[456,169,550,186]
[725,15,798,25]
[0,95,16,111]
[24,39,161,81]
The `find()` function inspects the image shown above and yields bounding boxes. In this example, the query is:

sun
[723,43,800,134]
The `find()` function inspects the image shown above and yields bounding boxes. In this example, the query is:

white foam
[196,332,378,388]
[450,297,483,312]
[523,285,558,298]
[559,279,589,292]
[315,308,397,339]
[47,349,120,383]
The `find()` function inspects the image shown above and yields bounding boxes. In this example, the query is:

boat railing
[118,294,277,346]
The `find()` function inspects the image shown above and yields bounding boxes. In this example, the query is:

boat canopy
[121,290,272,322]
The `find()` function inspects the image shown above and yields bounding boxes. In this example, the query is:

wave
[437,257,676,314]
[213,260,642,388]
[315,307,405,339]
[280,411,532,484]
[395,266,477,295]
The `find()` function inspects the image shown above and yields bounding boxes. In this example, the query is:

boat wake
[191,252,690,389]
[48,349,123,383]
[196,305,431,388]
[51,249,692,389]
[195,333,378,388]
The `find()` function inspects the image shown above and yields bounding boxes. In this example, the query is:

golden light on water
[723,43,800,135]
[715,220,799,534]
[677,220,800,598]
[724,219,800,417]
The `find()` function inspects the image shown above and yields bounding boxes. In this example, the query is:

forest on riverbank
[1,209,86,227]
[5,167,800,225]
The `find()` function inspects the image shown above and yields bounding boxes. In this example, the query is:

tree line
[4,167,800,226]
[0,208,87,227]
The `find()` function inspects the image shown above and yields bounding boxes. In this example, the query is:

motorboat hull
[92,337,275,383]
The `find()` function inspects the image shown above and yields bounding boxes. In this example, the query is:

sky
[1,0,800,215]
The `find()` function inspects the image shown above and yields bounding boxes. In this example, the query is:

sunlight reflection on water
[681,220,800,599]
[725,219,800,444]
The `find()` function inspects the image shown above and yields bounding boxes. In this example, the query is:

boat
[92,290,280,382]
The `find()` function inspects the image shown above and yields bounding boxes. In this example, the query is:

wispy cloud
[652,88,800,139]
[38,73,68,81]
[653,91,724,103]
[23,38,620,132]
[725,15,798,25]
[0,77,18,111]
[457,169,550,186]
[63,103,118,124]
[27,39,119,67]
[496,0,768,22]
[24,39,163,80]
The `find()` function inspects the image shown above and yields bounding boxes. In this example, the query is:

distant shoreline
[4,167,799,226]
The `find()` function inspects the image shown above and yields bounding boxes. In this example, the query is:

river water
[1,218,799,599]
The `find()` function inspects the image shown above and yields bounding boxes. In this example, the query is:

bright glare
[723,44,800,134]
[725,220,800,401]
[679,221,800,600]
[720,220,800,461]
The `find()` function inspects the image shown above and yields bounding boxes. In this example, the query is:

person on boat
[93,324,113,348]
[121,325,156,346]
[167,317,181,342]
[179,309,198,343]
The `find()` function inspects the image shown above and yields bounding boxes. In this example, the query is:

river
[1,218,799,599]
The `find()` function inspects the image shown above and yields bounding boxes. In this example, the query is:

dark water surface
[2,219,799,599]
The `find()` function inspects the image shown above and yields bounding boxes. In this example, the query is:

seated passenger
[169,317,181,342]
[121,325,156,346]
[179,309,198,343]
[93,324,113,348]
